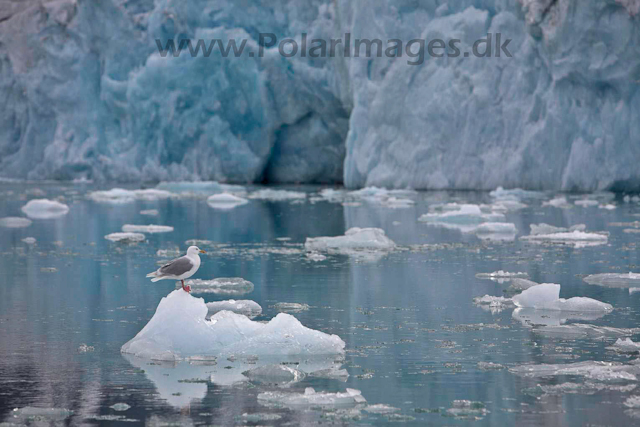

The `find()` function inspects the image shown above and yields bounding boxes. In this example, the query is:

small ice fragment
[242,364,306,385]
[472,295,514,313]
[184,278,255,295]
[22,237,36,245]
[599,204,616,210]
[257,387,365,408]
[121,290,345,360]
[364,404,400,414]
[583,273,640,288]
[40,267,57,273]
[625,396,640,408]
[140,209,159,216]
[305,228,396,253]
[21,199,70,219]
[510,361,638,382]
[206,300,262,319]
[110,403,131,411]
[476,271,529,279]
[104,232,146,243]
[156,248,182,258]
[477,362,505,370]
[248,189,306,201]
[0,217,32,228]
[607,338,640,353]
[445,400,488,419]
[77,344,94,353]
[512,283,613,312]
[121,224,174,234]
[88,188,173,203]
[272,302,310,313]
[490,187,544,201]
[207,193,249,210]
[156,181,222,196]
[543,196,572,208]
[306,252,327,261]
[521,224,608,247]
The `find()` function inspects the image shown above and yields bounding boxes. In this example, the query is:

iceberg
[121,290,345,361]
[512,283,613,312]
[305,228,396,254]
[0,217,32,228]
[21,199,69,219]
[104,232,146,243]
[121,224,173,233]
[183,277,254,295]
[207,193,249,210]
[206,299,262,319]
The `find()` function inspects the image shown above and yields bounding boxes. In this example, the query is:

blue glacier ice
[1,0,639,190]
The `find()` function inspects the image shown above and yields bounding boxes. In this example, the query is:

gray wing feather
[158,256,193,277]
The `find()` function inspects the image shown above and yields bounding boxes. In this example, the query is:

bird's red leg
[181,280,191,293]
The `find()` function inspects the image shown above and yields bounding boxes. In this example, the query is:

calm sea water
[1,182,639,426]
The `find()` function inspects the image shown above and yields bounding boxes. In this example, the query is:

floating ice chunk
[477,362,505,370]
[156,181,222,196]
[510,361,639,382]
[207,193,249,210]
[77,344,94,353]
[140,209,159,216]
[318,188,346,202]
[0,217,32,228]
[306,252,327,262]
[524,382,637,397]
[248,189,306,201]
[308,367,350,381]
[110,403,131,411]
[122,224,174,234]
[104,232,146,243]
[625,396,640,408]
[21,237,36,245]
[121,290,345,361]
[608,339,640,353]
[512,284,612,312]
[475,223,517,241]
[206,300,262,319]
[242,364,306,386]
[490,187,544,201]
[599,204,617,210]
[258,387,365,409]
[583,273,640,288]
[521,226,608,247]
[575,199,600,207]
[363,404,400,414]
[379,196,415,209]
[272,302,310,313]
[473,295,514,313]
[445,400,488,419]
[21,199,69,219]
[419,203,506,233]
[156,248,181,258]
[305,228,396,255]
[184,278,255,295]
[88,188,173,203]
[543,196,572,208]
[476,271,529,280]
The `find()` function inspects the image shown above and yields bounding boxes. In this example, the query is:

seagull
[146,246,206,292]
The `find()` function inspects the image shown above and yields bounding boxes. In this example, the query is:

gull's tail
[146,271,163,282]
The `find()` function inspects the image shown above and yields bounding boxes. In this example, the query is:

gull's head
[187,246,206,256]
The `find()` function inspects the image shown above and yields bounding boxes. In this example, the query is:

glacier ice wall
[0,0,639,190]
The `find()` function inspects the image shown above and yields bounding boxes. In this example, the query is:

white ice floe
[258,387,366,409]
[207,193,249,210]
[476,271,529,280]
[242,364,306,386]
[625,396,640,408]
[0,217,32,228]
[543,196,572,208]
[599,203,617,210]
[419,203,509,236]
[140,209,159,216]
[521,224,608,247]
[306,252,327,262]
[184,278,255,295]
[583,273,640,288]
[21,237,36,244]
[88,188,173,204]
[305,228,396,255]
[121,290,345,361]
[473,295,515,313]
[104,232,146,243]
[272,302,310,313]
[121,224,174,234]
[206,300,262,319]
[490,187,545,201]
[248,189,306,201]
[363,404,400,414]
[607,338,640,353]
[510,361,639,382]
[318,186,416,208]
[21,199,69,219]
[512,283,612,312]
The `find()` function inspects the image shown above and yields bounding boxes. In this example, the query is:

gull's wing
[157,256,194,277]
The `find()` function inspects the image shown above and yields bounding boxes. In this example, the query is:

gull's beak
[200,249,206,254]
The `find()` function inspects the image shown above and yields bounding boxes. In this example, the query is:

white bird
[146,246,206,292]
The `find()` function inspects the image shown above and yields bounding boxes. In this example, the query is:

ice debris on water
[121,290,345,360]
[305,228,396,255]
[206,300,262,319]
[476,271,529,280]
[444,400,488,419]
[524,382,637,397]
[510,361,640,382]
[543,196,572,209]
[473,295,514,313]
[21,199,69,219]
[512,283,613,312]
[521,223,608,247]
[88,188,173,203]
[110,403,131,411]
[77,344,94,353]
[207,193,249,210]
[272,302,310,313]
[490,187,545,201]
[583,273,640,288]
[21,237,36,245]
[419,203,505,232]
[306,251,327,262]
[242,364,306,386]
[183,278,254,295]
[575,199,600,207]
[474,222,518,241]
[607,339,640,353]
[363,404,400,414]
[121,224,173,234]
[155,181,223,196]
[477,362,505,370]
[248,189,306,201]
[0,217,32,228]
[258,387,365,409]
[140,209,159,216]
[625,396,640,408]
[104,232,146,243]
